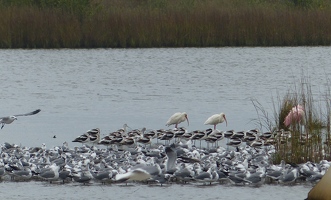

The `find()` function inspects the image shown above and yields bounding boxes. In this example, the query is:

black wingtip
[33,109,41,115]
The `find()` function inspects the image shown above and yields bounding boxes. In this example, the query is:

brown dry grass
[1,0,331,48]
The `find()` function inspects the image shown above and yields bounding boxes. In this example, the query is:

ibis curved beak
[224,115,228,126]
[185,115,189,126]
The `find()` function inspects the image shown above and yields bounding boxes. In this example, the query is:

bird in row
[72,128,101,144]
[167,106,307,131]
[72,125,290,152]
[166,112,227,130]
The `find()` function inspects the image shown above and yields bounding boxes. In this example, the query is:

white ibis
[204,113,228,130]
[166,112,189,128]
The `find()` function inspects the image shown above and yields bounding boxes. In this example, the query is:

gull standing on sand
[166,112,189,128]
[0,109,41,129]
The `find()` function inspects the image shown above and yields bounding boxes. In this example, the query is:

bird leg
[1,123,4,129]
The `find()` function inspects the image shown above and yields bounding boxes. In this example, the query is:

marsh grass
[253,75,328,164]
[1,0,331,48]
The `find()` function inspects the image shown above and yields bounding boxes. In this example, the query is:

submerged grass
[1,0,331,48]
[253,75,329,164]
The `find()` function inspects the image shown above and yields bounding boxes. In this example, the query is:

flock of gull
[0,111,327,187]
[0,125,328,186]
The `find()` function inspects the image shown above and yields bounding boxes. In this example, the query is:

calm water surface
[0,47,330,199]
[0,181,311,200]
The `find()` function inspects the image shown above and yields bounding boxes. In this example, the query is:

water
[1,47,331,148]
[0,47,330,199]
[0,182,312,200]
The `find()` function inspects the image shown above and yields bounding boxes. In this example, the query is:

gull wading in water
[0,109,41,129]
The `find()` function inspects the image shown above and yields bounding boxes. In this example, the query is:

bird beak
[224,115,228,126]
[185,114,189,126]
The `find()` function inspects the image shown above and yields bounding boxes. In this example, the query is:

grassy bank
[1,0,331,48]
[253,75,330,164]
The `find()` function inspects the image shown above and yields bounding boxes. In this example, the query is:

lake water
[0,181,312,200]
[0,47,330,199]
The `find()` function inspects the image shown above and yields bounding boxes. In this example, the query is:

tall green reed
[253,75,328,164]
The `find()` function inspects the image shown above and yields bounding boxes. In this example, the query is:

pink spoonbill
[284,105,305,127]
[166,112,189,128]
[204,113,228,130]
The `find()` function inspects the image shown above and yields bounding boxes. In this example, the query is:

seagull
[115,164,162,182]
[90,170,113,184]
[165,146,177,173]
[38,164,60,183]
[0,109,41,129]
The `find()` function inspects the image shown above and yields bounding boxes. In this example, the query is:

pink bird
[284,105,305,127]
[204,113,228,130]
[166,112,189,128]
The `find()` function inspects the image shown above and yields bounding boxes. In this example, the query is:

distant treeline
[0,0,331,48]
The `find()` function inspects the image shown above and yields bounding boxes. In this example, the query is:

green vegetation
[253,75,330,164]
[0,0,331,48]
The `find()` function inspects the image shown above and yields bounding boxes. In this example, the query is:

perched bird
[165,146,177,172]
[284,105,304,127]
[38,164,60,183]
[90,170,112,184]
[72,171,93,184]
[279,168,298,184]
[72,133,89,143]
[194,170,212,184]
[166,112,189,128]
[10,169,32,180]
[115,164,161,182]
[204,113,228,130]
[226,138,242,147]
[72,128,100,145]
[0,109,41,129]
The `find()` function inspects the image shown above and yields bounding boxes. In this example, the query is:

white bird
[0,109,41,129]
[204,113,228,130]
[115,164,161,182]
[39,163,60,183]
[165,146,177,172]
[166,112,189,128]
